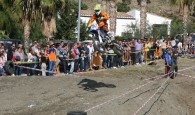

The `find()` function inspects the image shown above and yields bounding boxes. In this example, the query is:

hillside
[81,0,181,19]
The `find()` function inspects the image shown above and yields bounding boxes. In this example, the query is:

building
[80,9,172,37]
[128,9,172,35]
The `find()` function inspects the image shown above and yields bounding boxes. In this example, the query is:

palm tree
[10,0,64,51]
[171,0,195,47]
[0,0,22,38]
[98,0,117,34]
[108,0,117,33]
[137,0,151,39]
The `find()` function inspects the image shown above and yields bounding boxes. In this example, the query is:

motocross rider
[86,4,111,44]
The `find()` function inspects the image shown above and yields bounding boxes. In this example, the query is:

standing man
[84,43,90,71]
[172,48,179,77]
[48,45,56,76]
[164,49,173,78]
[135,39,143,65]
[161,40,167,59]
[87,42,94,71]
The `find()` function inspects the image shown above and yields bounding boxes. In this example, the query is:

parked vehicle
[0,39,23,49]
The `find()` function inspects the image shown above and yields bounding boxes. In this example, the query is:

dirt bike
[90,29,124,56]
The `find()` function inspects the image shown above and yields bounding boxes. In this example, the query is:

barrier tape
[84,66,195,112]
[178,73,195,79]
[133,76,170,115]
[143,66,195,81]
[14,61,39,64]
[15,65,58,74]
[134,70,195,114]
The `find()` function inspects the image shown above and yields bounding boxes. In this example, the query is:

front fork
[97,30,103,44]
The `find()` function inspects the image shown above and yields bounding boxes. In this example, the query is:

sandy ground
[0,58,194,115]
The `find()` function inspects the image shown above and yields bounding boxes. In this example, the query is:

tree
[0,0,23,39]
[30,19,45,42]
[98,0,117,34]
[55,0,78,40]
[8,0,65,52]
[137,0,151,39]
[170,0,195,47]
[108,0,117,33]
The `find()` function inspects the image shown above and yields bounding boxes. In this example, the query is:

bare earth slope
[0,58,194,115]
[82,0,179,18]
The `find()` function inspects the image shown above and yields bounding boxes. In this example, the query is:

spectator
[87,42,94,71]
[2,50,7,63]
[69,48,75,74]
[14,48,24,76]
[48,45,56,76]
[164,49,172,78]
[55,56,60,73]
[59,44,69,74]
[71,43,80,72]
[116,41,123,67]
[149,39,155,60]
[7,44,16,61]
[135,39,143,65]
[0,52,5,76]
[84,43,90,71]
[78,43,85,72]
[107,48,114,68]
[41,51,47,76]
[177,42,183,56]
[144,41,150,60]
[102,52,107,69]
[161,40,167,59]
[130,39,136,65]
[0,43,5,52]
[153,40,161,59]
[58,41,64,50]
[27,49,34,76]
[172,48,179,76]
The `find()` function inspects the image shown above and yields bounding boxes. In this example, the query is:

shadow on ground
[77,79,116,92]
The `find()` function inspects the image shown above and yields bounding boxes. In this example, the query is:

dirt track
[0,58,194,115]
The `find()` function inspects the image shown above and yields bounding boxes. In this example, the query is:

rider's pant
[99,28,109,40]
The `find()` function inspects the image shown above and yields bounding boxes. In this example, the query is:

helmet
[94,4,101,11]
[94,4,101,15]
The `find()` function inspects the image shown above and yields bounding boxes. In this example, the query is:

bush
[115,36,126,41]
[81,3,88,10]
[117,2,130,12]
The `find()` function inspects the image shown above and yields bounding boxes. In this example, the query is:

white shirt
[0,57,4,68]
[32,46,39,54]
[87,45,94,60]
[3,53,7,63]
[27,53,33,62]
[177,42,183,51]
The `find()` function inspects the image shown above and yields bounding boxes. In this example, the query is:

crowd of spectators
[0,36,194,76]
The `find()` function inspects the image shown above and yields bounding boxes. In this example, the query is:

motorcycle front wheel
[93,38,106,53]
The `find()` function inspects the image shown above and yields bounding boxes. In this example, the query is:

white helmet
[95,10,101,15]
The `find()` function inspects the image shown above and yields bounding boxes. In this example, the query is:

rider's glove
[86,27,90,32]
[99,17,104,21]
